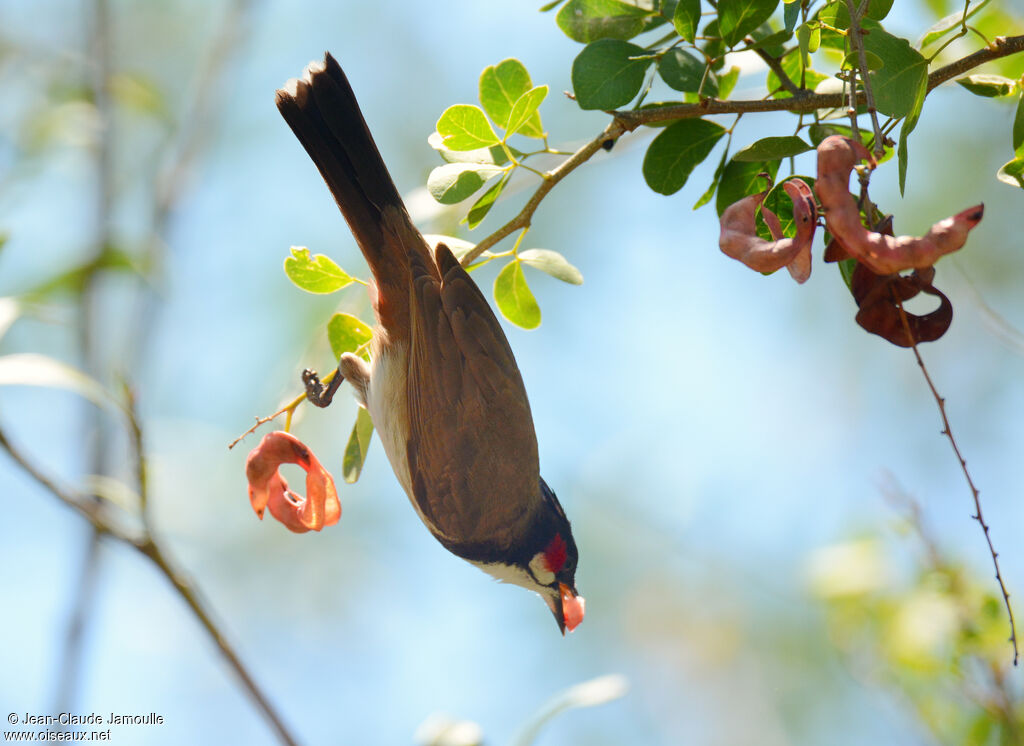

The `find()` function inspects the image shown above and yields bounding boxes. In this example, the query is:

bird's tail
[276,53,432,326]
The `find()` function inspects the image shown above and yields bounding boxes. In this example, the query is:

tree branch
[0,421,301,744]
[465,35,1024,264]
[461,118,628,265]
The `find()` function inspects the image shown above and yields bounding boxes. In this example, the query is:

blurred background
[1,0,1022,743]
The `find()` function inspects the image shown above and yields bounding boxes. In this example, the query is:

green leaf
[327,313,374,360]
[436,104,500,150]
[518,249,584,284]
[511,675,629,746]
[494,261,541,329]
[506,85,549,137]
[343,407,374,484]
[754,175,816,241]
[715,158,778,216]
[556,0,654,42]
[427,131,512,166]
[841,50,883,71]
[717,66,740,100]
[767,49,828,99]
[540,0,568,10]
[643,119,726,195]
[996,157,1024,189]
[783,0,800,31]
[427,163,504,204]
[693,146,729,209]
[733,135,812,161]
[479,59,544,137]
[718,0,779,47]
[284,247,354,294]
[864,0,893,20]
[748,28,793,53]
[571,40,651,110]
[465,172,510,229]
[897,72,928,195]
[658,49,716,94]
[838,257,857,289]
[672,0,701,43]
[919,0,992,47]
[809,123,893,163]
[862,27,928,119]
[701,19,727,70]
[0,353,125,416]
[1013,93,1024,155]
[956,74,1017,98]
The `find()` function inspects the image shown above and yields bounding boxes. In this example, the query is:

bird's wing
[405,245,542,549]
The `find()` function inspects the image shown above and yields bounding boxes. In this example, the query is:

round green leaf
[427,163,504,205]
[556,0,653,43]
[733,135,812,161]
[718,0,780,47]
[571,40,650,110]
[862,27,928,119]
[327,312,374,360]
[658,49,715,94]
[518,249,583,285]
[479,59,534,131]
[494,261,541,329]
[642,119,726,195]
[284,247,353,294]
[436,104,500,150]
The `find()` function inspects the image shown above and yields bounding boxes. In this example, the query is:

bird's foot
[302,366,344,407]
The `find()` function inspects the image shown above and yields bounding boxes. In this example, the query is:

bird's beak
[546,582,585,635]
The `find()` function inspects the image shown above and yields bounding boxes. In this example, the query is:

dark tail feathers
[276,53,423,289]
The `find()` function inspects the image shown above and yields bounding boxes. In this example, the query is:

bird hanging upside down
[275,53,584,633]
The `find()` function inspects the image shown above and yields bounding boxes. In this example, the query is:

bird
[275,53,584,633]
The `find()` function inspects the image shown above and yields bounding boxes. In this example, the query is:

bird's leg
[302,353,371,408]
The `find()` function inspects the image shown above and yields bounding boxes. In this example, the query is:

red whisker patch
[544,533,568,574]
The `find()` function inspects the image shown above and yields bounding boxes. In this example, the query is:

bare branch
[894,297,1018,666]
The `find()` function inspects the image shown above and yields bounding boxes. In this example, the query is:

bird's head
[471,478,584,634]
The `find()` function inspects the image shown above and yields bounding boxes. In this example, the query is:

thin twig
[844,0,885,157]
[753,47,803,97]
[893,296,1018,666]
[0,422,301,744]
[462,118,627,265]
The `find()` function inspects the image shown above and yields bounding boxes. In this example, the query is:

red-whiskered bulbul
[275,54,584,633]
